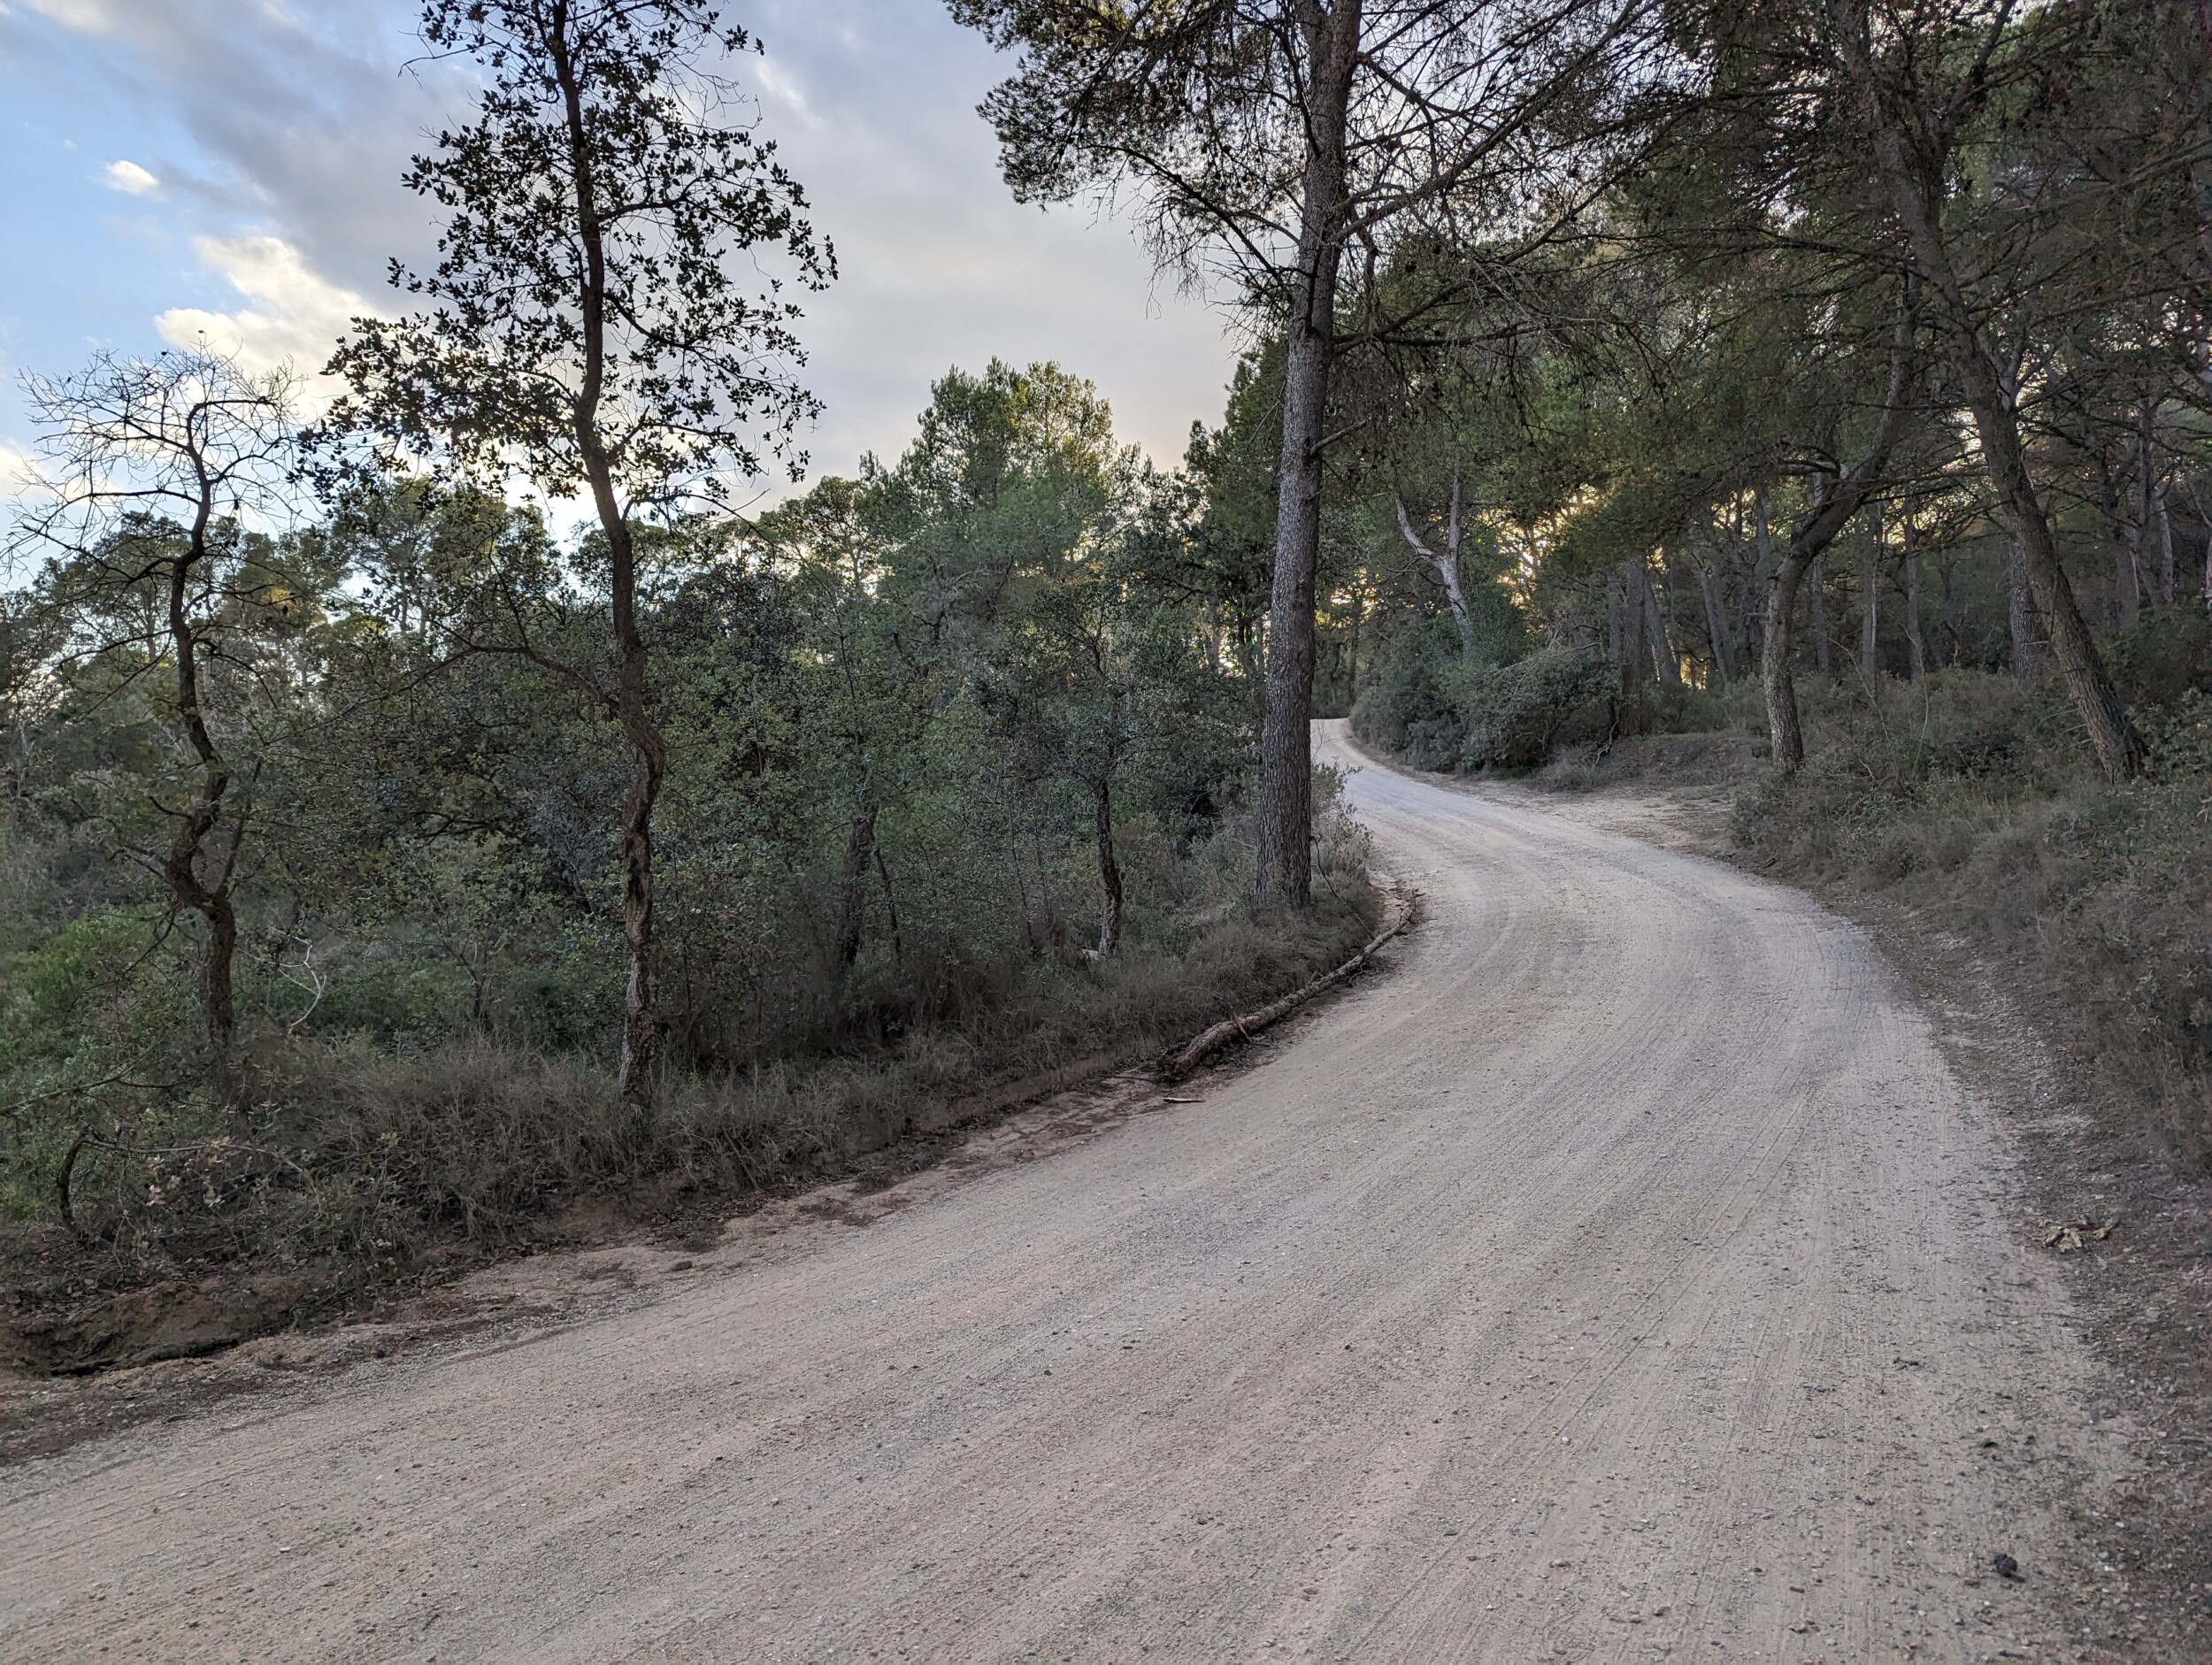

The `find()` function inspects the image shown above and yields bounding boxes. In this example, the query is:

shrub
[1356,639,1618,771]
[1443,646,1620,768]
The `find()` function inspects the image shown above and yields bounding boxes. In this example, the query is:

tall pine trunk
[1256,0,1360,910]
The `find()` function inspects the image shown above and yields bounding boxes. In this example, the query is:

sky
[0,0,1240,499]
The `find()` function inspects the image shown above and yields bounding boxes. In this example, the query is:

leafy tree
[949,0,1668,905]
[329,0,833,1108]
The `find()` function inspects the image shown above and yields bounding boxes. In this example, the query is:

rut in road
[0,719,2124,1662]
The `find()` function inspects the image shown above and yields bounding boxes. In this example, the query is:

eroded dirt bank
[0,719,2155,1661]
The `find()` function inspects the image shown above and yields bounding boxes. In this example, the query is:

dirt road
[1,721,2128,1661]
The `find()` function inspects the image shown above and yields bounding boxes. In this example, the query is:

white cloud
[155,233,375,387]
[750,58,819,132]
[0,439,45,503]
[25,0,119,32]
[103,157,159,196]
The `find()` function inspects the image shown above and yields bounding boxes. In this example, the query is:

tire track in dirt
[0,719,2130,1662]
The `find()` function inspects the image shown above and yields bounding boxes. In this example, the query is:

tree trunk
[1763,551,1809,767]
[2008,535,2043,682]
[1256,0,1360,910]
[557,15,672,1107]
[875,845,905,966]
[2141,402,2174,606]
[1809,553,1832,676]
[1617,559,1647,693]
[834,798,879,968]
[1843,23,2143,779]
[1902,515,1925,679]
[1972,389,2142,776]
[165,500,239,1076]
[1693,548,1734,685]
[2111,470,2143,632]
[1757,331,1916,770]
[1394,486,1476,656]
[1749,487,1778,671]
[1859,518,1881,688]
[1608,566,1627,689]
[611,592,667,1112]
[1641,558,1680,684]
[1094,779,1123,955]
[2156,480,2177,606]
[1346,581,1363,696]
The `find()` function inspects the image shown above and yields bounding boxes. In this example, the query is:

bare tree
[1394,469,1479,655]
[15,347,298,1078]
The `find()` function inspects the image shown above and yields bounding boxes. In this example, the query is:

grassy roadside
[2,802,1379,1377]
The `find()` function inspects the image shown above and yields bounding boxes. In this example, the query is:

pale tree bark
[1690,542,1735,685]
[1256,0,1362,910]
[1640,557,1681,685]
[1394,473,1478,656]
[1836,4,2143,779]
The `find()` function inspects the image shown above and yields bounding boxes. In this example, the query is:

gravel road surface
[0,720,2124,1661]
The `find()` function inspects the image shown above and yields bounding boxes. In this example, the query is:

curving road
[1,720,2117,1661]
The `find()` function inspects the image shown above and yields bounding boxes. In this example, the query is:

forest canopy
[4,0,2211,1306]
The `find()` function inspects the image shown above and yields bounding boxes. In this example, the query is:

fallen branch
[1162,886,1415,1081]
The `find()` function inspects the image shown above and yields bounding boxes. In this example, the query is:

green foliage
[0,357,1371,1270]
[1356,636,1617,771]
[328,0,830,500]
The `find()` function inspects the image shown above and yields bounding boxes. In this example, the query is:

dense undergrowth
[0,358,1386,1369]
[0,790,1375,1326]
